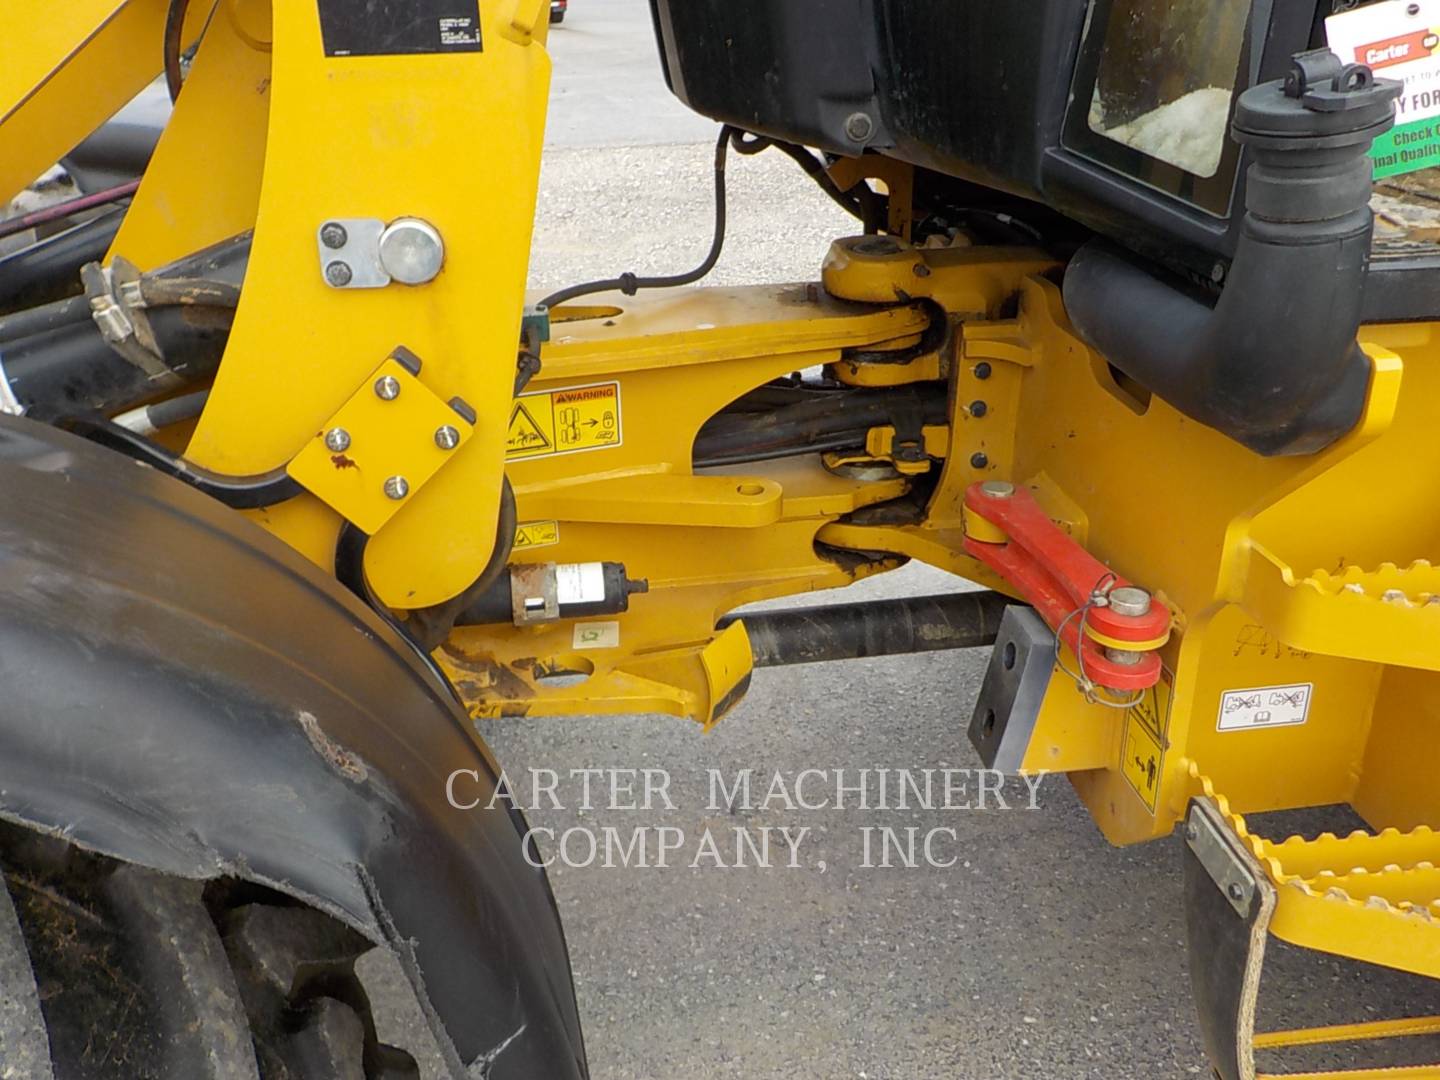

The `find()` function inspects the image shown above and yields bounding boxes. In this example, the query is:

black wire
[57,415,302,510]
[730,130,881,228]
[334,523,459,696]
[163,0,193,103]
[536,126,735,311]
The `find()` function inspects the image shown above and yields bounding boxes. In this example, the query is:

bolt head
[1227,882,1246,901]
[379,218,445,286]
[434,424,461,450]
[1210,261,1226,284]
[374,375,401,401]
[979,480,1014,499]
[1185,822,1198,842]
[844,111,875,143]
[969,452,989,469]
[383,475,410,501]
[323,427,351,452]
[973,361,992,380]
[320,222,348,250]
[970,400,988,418]
[324,260,354,287]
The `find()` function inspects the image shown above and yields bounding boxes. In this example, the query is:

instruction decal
[1328,0,1440,177]
[514,520,560,550]
[1122,671,1170,813]
[317,0,482,57]
[506,381,622,461]
[1217,683,1312,732]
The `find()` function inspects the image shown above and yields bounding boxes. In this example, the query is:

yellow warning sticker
[1121,672,1171,813]
[514,520,559,550]
[1121,713,1163,814]
[506,381,622,460]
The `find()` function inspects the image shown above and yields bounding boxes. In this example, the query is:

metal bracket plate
[1185,797,1259,918]
[287,350,474,534]
[968,605,1056,772]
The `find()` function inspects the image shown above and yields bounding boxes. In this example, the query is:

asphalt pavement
[363,3,1438,1077]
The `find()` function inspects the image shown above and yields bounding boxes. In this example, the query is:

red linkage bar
[961,482,1169,692]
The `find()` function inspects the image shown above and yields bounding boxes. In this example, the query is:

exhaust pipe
[1063,49,1400,456]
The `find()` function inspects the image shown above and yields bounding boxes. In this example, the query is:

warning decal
[1122,671,1171,814]
[506,381,621,461]
[1121,714,1163,814]
[514,521,559,550]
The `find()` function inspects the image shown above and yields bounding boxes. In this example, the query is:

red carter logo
[1355,29,1440,69]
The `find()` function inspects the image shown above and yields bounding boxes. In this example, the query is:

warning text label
[506,381,622,461]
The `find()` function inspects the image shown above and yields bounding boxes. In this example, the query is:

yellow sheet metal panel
[287,354,474,535]
[187,0,552,608]
[110,0,272,269]
[0,0,169,203]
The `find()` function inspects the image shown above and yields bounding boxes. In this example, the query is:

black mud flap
[0,416,586,1079]
[1183,797,1277,1080]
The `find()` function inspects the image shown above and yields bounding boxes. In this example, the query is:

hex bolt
[1108,586,1152,618]
[324,427,351,452]
[844,111,875,143]
[383,476,410,500]
[980,480,1014,499]
[1227,882,1246,902]
[973,361,992,380]
[374,374,401,401]
[1185,821,1198,842]
[1210,261,1227,284]
[913,263,931,278]
[324,260,354,287]
[434,424,460,450]
[320,222,349,250]
[970,400,988,418]
[970,452,989,469]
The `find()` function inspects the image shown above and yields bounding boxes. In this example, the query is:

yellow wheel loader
[0,0,1435,1077]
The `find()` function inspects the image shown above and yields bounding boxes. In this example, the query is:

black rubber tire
[550,9,564,23]
[0,821,420,1079]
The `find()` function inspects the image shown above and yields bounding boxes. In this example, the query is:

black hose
[729,130,881,229]
[56,415,301,510]
[403,477,518,650]
[693,384,947,464]
[0,208,125,312]
[536,126,734,311]
[163,0,193,102]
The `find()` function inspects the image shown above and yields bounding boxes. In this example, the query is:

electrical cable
[536,125,736,311]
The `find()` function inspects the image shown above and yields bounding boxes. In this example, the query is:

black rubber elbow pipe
[1063,50,1401,456]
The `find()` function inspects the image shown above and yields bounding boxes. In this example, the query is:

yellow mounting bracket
[287,348,475,535]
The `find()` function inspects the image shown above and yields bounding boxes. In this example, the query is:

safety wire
[1054,571,1145,709]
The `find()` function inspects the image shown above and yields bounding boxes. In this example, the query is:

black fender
[0,416,585,1079]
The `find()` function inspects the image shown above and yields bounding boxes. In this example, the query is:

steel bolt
[970,452,989,469]
[374,375,401,401]
[1210,261,1226,284]
[1104,646,1144,666]
[323,427,351,452]
[1108,586,1152,618]
[970,400,988,418]
[383,476,410,500]
[973,361,992,380]
[320,222,348,250]
[844,111,875,143]
[434,424,460,450]
[324,260,353,287]
[980,480,1014,499]
[1227,882,1246,902]
[1185,821,1198,842]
